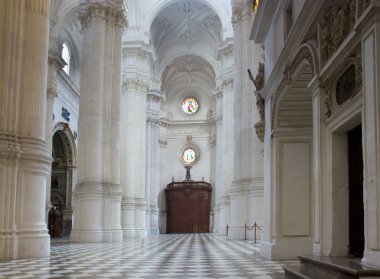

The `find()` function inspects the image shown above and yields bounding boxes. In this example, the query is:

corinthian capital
[79,0,128,30]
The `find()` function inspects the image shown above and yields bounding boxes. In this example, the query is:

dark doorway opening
[348,124,364,257]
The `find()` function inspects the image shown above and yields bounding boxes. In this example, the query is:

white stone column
[0,0,51,259]
[71,0,126,242]
[361,9,380,267]
[145,90,163,236]
[229,0,264,240]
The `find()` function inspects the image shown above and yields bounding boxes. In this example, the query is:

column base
[71,182,123,243]
[121,197,147,238]
[260,236,313,260]
[0,231,50,260]
[146,207,159,236]
[363,250,380,268]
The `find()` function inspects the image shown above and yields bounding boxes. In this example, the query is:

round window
[183,148,196,164]
[182,97,199,115]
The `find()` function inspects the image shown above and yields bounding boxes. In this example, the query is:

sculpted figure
[247,62,264,90]
[248,63,265,121]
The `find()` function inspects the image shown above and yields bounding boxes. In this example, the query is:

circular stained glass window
[182,97,199,115]
[183,148,196,164]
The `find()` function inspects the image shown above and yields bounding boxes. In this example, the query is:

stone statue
[255,91,265,122]
[248,63,266,143]
[247,62,264,91]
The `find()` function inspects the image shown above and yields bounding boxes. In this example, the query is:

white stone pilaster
[158,133,168,233]
[361,10,380,267]
[71,0,126,242]
[0,0,51,260]
[229,0,264,240]
[120,42,153,238]
[145,89,163,236]
[213,39,234,235]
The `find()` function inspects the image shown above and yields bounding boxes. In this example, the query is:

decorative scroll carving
[319,0,357,65]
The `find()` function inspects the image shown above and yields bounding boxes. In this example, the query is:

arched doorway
[49,123,77,238]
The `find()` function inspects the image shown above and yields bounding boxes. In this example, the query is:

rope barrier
[225,223,264,243]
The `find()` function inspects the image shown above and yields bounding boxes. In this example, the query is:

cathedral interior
[1,0,380,278]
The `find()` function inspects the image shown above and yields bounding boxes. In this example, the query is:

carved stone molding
[323,50,362,120]
[231,1,252,25]
[46,85,58,100]
[221,78,234,90]
[122,79,149,93]
[146,117,160,127]
[158,138,168,148]
[319,0,363,66]
[157,16,171,31]
[147,90,164,103]
[48,54,66,70]
[122,47,151,59]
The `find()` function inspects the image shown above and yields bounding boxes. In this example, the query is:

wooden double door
[166,181,212,233]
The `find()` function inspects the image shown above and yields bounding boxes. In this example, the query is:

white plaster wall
[54,73,79,143]
[164,129,212,183]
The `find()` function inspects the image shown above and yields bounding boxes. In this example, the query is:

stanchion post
[226,224,229,237]
[254,222,257,244]
[244,223,247,240]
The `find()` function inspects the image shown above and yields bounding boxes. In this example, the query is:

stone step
[283,264,312,279]
[298,255,380,279]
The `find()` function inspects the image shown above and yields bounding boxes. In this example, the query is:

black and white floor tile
[0,234,297,278]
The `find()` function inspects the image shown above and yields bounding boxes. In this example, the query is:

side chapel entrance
[348,124,364,256]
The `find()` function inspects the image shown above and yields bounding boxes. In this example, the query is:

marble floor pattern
[0,234,297,279]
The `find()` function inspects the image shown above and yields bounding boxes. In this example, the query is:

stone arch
[50,122,77,237]
[271,44,317,130]
[53,122,77,166]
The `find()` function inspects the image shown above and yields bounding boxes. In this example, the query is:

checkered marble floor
[0,234,297,278]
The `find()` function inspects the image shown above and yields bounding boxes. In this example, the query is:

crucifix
[184,164,192,181]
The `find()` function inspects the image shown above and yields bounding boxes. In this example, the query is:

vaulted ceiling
[150,0,222,98]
